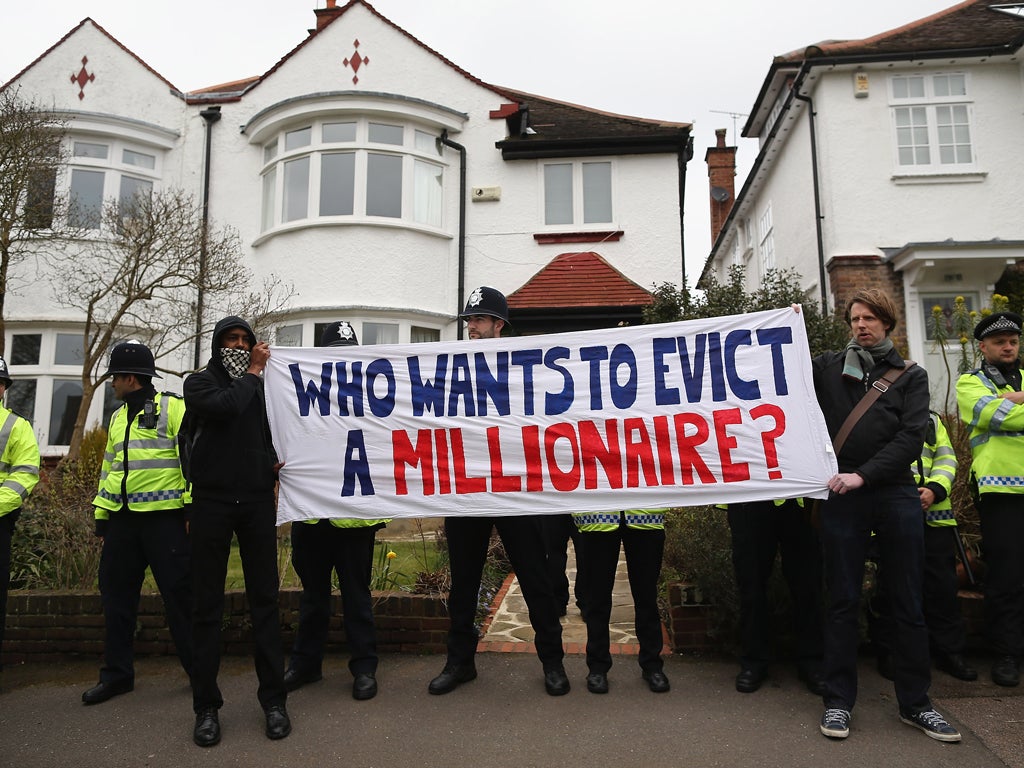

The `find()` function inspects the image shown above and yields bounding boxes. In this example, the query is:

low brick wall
[3,587,448,663]
[665,583,715,654]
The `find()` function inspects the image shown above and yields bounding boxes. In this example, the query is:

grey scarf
[220,347,251,379]
[842,337,894,381]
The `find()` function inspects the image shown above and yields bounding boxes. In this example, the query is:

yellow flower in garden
[932,305,942,313]
[960,336,969,345]
[386,550,397,560]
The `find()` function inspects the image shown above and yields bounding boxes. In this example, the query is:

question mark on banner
[750,403,786,480]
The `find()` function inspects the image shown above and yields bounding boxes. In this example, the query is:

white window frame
[541,159,615,229]
[758,203,775,277]
[65,135,161,230]
[259,117,445,233]
[889,72,976,173]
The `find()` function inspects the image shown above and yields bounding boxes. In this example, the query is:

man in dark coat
[184,316,290,747]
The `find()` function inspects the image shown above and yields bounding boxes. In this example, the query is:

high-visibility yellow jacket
[914,412,956,526]
[93,393,189,518]
[0,405,41,517]
[957,367,1024,496]
[572,508,667,531]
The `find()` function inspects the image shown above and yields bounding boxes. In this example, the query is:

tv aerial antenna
[709,110,749,143]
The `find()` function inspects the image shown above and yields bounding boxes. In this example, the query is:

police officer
[0,356,41,672]
[573,507,670,694]
[956,310,1024,687]
[871,411,976,682]
[83,341,192,704]
[428,287,568,696]
[285,321,390,701]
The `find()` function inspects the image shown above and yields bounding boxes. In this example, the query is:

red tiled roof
[775,0,1024,63]
[508,252,653,309]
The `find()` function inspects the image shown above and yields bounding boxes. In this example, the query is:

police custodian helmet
[105,340,160,379]
[321,320,359,347]
[460,286,511,327]
[0,356,12,388]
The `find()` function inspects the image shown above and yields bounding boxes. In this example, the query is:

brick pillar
[826,255,908,352]
[705,128,737,246]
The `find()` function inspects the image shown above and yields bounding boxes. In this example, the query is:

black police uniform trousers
[98,509,193,685]
[727,499,824,675]
[288,520,379,678]
[575,522,666,674]
[541,514,580,613]
[870,523,967,661]
[0,510,17,667]
[978,493,1024,658]
[189,496,286,713]
[443,515,564,669]
[820,484,931,714]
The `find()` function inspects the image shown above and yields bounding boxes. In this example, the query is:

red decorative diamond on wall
[70,56,95,100]
[342,39,369,85]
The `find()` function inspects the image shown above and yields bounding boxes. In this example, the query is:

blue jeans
[820,483,931,713]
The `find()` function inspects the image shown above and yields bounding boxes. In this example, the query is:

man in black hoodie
[184,317,290,747]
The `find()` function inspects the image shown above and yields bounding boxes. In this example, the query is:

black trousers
[575,524,665,674]
[978,493,1024,658]
[98,510,193,684]
[444,515,563,668]
[728,500,824,673]
[189,496,286,713]
[870,523,966,660]
[289,520,379,677]
[541,514,580,612]
[0,510,16,667]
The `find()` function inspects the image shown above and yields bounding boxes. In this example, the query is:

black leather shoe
[544,666,570,696]
[193,708,220,747]
[799,667,827,696]
[936,653,978,682]
[352,673,378,700]
[283,667,322,693]
[81,678,134,705]
[643,669,671,693]
[586,672,609,694]
[992,656,1020,687]
[264,705,291,740]
[735,667,765,693]
[428,665,477,695]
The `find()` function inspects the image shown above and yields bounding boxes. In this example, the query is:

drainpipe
[439,130,467,340]
[194,106,222,368]
[678,134,694,309]
[793,85,827,313]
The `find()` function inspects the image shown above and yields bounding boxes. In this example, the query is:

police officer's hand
[918,486,935,511]
[248,341,271,375]
[1000,390,1024,405]
[827,472,864,495]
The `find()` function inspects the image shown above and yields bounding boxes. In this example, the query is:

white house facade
[701,0,1024,410]
[2,0,692,454]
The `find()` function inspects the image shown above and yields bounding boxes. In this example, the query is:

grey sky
[1,0,953,286]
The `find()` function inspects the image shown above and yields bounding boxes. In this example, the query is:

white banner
[266,307,837,523]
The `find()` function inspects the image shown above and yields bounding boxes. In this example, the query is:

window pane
[411,326,440,343]
[415,130,441,155]
[285,127,312,151]
[122,149,155,169]
[368,123,404,145]
[582,162,612,223]
[50,379,83,446]
[25,168,56,229]
[892,77,908,99]
[933,74,950,98]
[261,168,276,231]
[55,333,84,365]
[323,122,356,142]
[119,176,153,215]
[366,153,402,218]
[320,153,355,216]
[11,334,41,365]
[276,324,303,347]
[6,378,36,422]
[908,76,925,98]
[363,323,399,344]
[69,168,105,228]
[948,74,966,96]
[283,156,310,222]
[413,160,443,227]
[263,141,278,163]
[544,164,573,225]
[73,142,108,159]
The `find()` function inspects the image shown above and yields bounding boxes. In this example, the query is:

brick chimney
[314,0,345,32]
[705,128,737,245]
